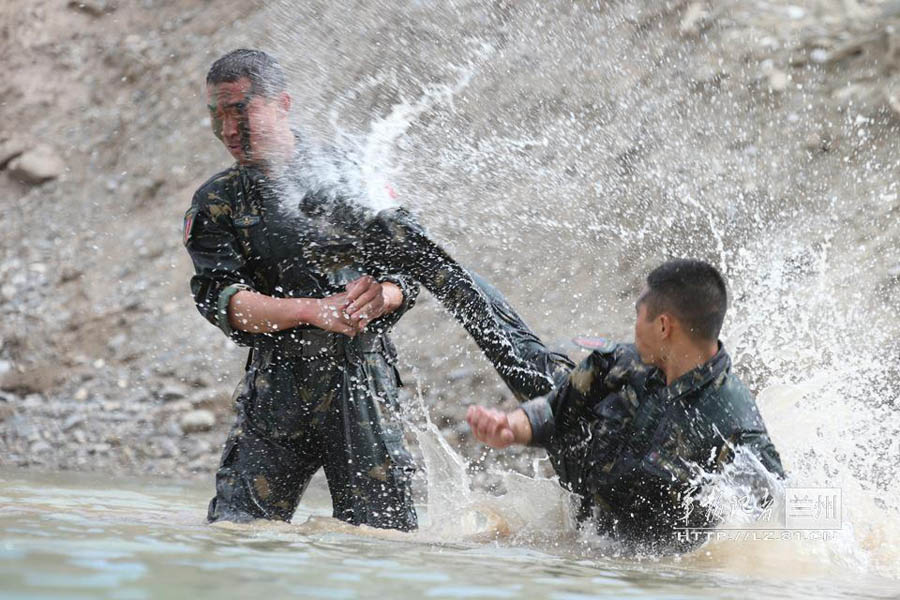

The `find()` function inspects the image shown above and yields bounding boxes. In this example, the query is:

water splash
[411,386,577,546]
[259,0,900,582]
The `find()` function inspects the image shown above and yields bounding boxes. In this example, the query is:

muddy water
[1,468,897,600]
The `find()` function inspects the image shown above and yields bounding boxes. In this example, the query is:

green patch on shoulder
[207,202,232,220]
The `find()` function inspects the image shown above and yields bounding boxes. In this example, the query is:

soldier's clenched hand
[466,406,516,448]
[466,406,533,448]
[309,292,358,337]
[345,275,387,330]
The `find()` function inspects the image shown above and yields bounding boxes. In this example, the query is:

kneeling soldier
[467,259,785,553]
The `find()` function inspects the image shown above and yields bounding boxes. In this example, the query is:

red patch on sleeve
[572,336,615,351]
[183,208,196,246]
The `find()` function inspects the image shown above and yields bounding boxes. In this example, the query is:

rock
[7,145,65,184]
[888,91,900,119]
[448,367,476,382]
[74,387,89,401]
[62,414,84,432]
[30,441,52,454]
[107,333,128,352]
[180,409,215,433]
[187,457,214,472]
[10,415,35,439]
[679,3,709,36]
[0,402,14,422]
[68,0,116,16]
[159,383,189,402]
[189,387,230,410]
[0,138,25,169]
[186,439,212,459]
[101,401,121,412]
[163,420,183,437]
[804,130,832,152]
[157,437,180,458]
[23,394,43,409]
[767,69,789,93]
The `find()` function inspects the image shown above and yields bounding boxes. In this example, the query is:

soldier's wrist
[381,282,404,314]
[293,297,319,327]
[508,409,533,445]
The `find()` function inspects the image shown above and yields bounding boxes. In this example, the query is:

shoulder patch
[183,207,197,246]
[572,335,617,353]
[233,215,261,227]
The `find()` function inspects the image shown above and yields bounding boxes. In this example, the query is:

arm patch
[183,207,198,246]
[572,335,616,353]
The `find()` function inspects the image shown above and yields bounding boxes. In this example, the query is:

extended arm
[467,349,617,449]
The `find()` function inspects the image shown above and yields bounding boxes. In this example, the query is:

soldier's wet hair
[206,49,286,98]
[641,259,727,341]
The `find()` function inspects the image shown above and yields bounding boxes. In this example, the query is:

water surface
[1,469,897,599]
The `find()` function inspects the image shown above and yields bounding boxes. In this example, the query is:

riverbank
[1,0,898,491]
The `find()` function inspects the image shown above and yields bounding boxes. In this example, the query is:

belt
[253,328,393,362]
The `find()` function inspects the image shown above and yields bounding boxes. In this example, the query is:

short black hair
[640,259,728,341]
[206,49,286,98]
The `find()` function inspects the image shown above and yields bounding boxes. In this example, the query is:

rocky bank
[1,0,898,495]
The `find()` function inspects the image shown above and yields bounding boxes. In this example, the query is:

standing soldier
[185,49,422,529]
[185,49,572,530]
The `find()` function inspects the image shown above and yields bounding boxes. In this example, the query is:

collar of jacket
[657,341,731,404]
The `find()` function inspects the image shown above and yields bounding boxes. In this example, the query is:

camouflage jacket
[182,160,419,349]
[521,342,785,547]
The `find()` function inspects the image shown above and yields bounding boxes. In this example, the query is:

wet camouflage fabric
[353,211,574,400]
[184,162,421,530]
[184,152,570,530]
[521,342,785,554]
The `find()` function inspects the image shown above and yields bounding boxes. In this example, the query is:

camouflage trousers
[207,330,417,530]
[207,272,572,531]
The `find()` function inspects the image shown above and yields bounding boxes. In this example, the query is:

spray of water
[261,0,900,581]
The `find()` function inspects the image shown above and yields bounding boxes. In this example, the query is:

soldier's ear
[658,313,673,339]
[278,92,291,114]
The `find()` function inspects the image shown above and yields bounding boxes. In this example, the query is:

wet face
[206,77,288,165]
[634,288,664,367]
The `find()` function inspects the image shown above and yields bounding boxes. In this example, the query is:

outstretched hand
[466,405,517,448]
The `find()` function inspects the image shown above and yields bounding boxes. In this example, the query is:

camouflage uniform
[355,209,573,400]
[521,341,785,554]
[184,162,421,530]
[184,153,571,530]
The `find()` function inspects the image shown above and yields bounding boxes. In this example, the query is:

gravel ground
[1,0,898,496]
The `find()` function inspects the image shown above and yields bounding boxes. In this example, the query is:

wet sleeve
[521,350,612,448]
[367,272,420,332]
[732,431,786,480]
[183,200,258,347]
[363,207,423,332]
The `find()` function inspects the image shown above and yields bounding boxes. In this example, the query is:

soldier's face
[634,290,664,367]
[206,78,289,165]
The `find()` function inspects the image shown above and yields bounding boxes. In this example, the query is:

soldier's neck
[661,340,719,386]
